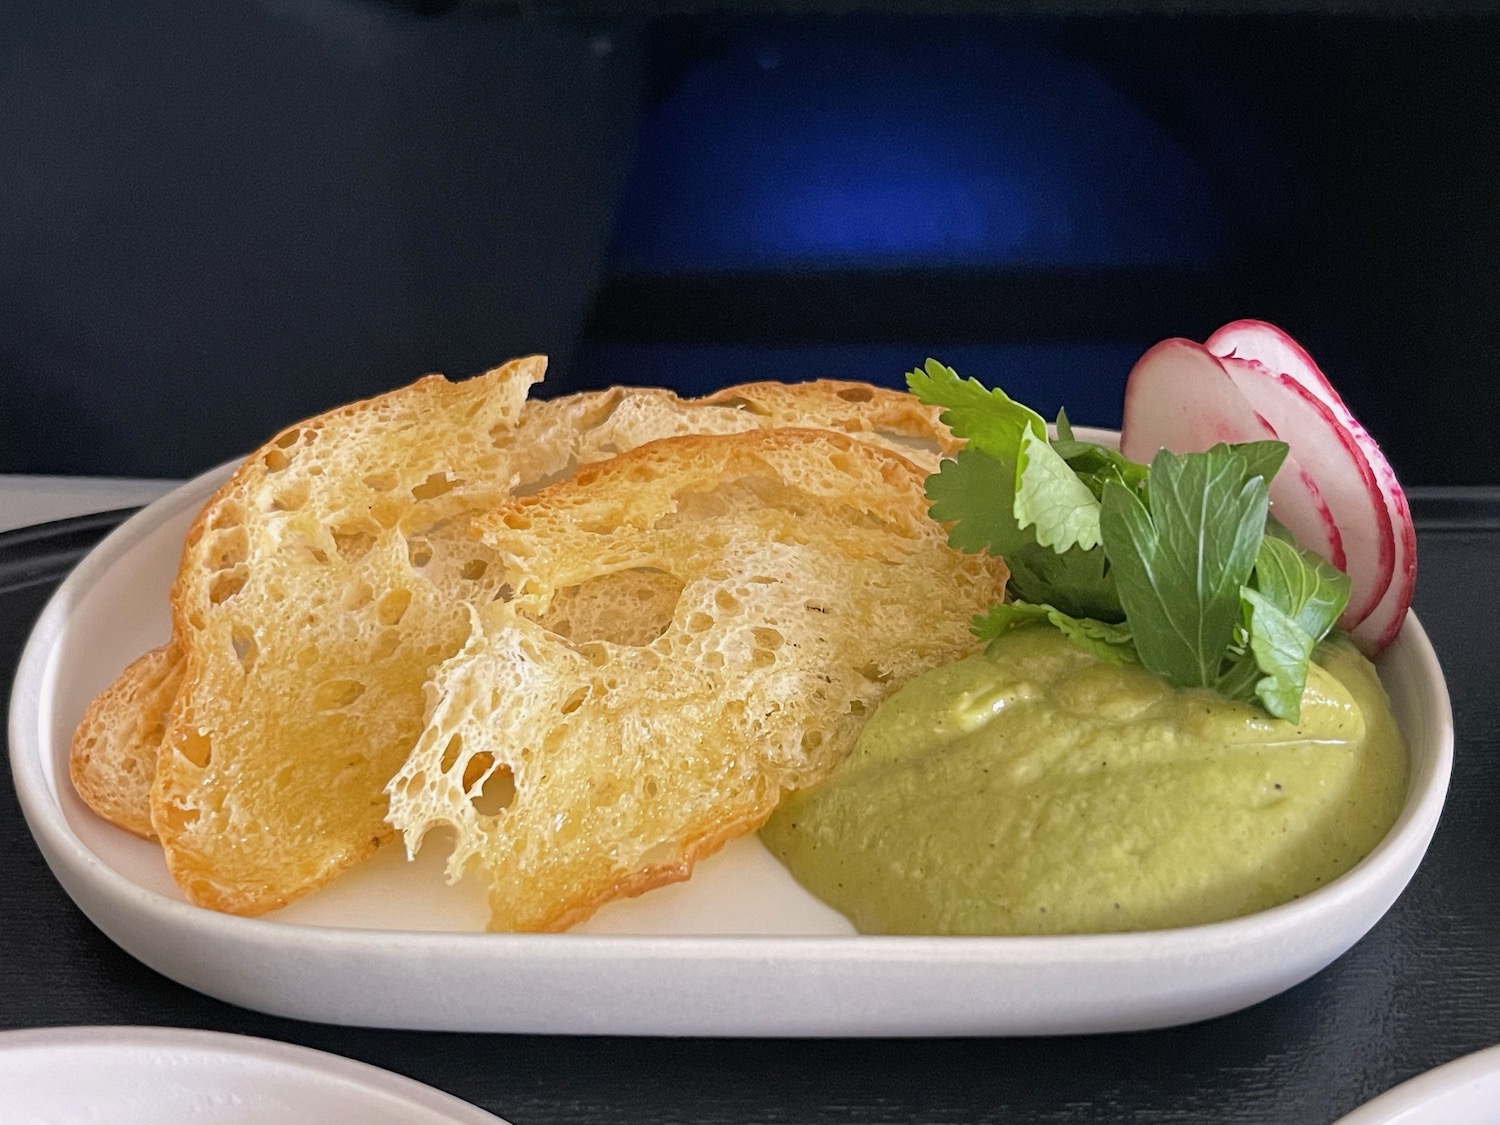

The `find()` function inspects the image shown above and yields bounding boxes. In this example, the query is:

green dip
[761,628,1407,935]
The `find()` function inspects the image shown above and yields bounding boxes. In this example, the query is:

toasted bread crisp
[155,358,548,913]
[70,643,183,840]
[562,379,961,475]
[139,368,958,916]
[72,378,952,851]
[386,429,1009,932]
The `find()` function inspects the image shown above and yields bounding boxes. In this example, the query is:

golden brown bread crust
[155,358,544,914]
[388,428,1008,932]
[538,806,773,933]
[72,363,975,925]
[548,377,957,477]
[697,379,962,465]
[74,373,960,859]
[69,643,183,840]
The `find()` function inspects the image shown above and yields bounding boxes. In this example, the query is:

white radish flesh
[1209,320,1341,402]
[1208,320,1415,652]
[1219,357,1393,629]
[1119,339,1344,570]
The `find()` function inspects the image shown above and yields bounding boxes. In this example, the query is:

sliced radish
[1209,320,1342,403]
[1218,356,1394,633]
[1208,320,1415,652]
[1119,339,1344,570]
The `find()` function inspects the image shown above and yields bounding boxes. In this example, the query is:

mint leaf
[1055,408,1075,442]
[1232,534,1352,722]
[1091,445,1335,718]
[1264,515,1297,544]
[1100,447,1269,690]
[1015,426,1102,553]
[1216,649,1265,704]
[1251,535,1350,642]
[910,361,1329,720]
[972,601,1138,666]
[1234,441,1291,489]
[1241,588,1318,721]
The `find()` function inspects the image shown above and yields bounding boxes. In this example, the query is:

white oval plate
[1334,1045,1500,1125]
[7,436,1454,1036]
[0,1026,507,1125]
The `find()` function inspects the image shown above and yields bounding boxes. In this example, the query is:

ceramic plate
[1334,1045,1500,1125]
[7,439,1454,1035]
[0,1026,506,1124]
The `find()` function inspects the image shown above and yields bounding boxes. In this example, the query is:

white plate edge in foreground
[0,1025,508,1125]
[1332,1043,1500,1125]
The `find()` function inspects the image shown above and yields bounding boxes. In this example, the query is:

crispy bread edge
[536,803,778,932]
[69,643,183,841]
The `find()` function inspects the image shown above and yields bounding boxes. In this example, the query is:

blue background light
[609,25,1224,273]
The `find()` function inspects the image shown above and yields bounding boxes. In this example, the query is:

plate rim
[1332,1043,1500,1125]
[0,1025,508,1124]
[6,438,1457,1034]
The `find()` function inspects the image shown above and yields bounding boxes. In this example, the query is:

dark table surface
[2,493,1498,1125]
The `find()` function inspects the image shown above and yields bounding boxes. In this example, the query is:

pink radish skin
[1209,320,1341,402]
[1119,339,1344,571]
[1208,319,1415,653]
[1218,356,1394,632]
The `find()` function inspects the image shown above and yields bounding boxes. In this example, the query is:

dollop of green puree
[761,628,1407,935]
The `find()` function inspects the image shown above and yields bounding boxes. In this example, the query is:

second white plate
[0,1026,506,1125]
[1333,1045,1500,1125]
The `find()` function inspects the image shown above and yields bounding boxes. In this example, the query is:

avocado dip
[760,627,1407,935]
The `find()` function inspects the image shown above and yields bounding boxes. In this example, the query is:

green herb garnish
[909,359,1350,722]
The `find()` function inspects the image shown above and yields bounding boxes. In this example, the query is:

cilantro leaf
[1005,541,1124,621]
[918,390,1119,617]
[906,359,1048,458]
[971,601,1054,639]
[1015,426,1102,553]
[924,448,1029,556]
[925,446,1121,619]
[910,360,1333,719]
[1050,439,1151,498]
[1099,447,1269,691]
[972,601,1138,666]
[1051,613,1138,666]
